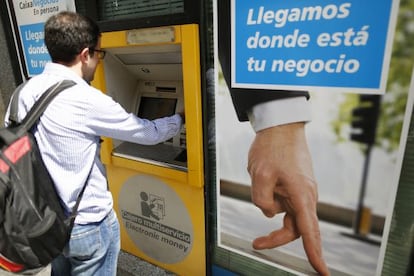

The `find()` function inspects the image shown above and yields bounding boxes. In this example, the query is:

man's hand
[247,122,330,276]
[177,111,185,124]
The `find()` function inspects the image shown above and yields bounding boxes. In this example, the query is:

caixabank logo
[119,174,193,263]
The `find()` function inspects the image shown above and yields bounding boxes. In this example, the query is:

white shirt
[5,63,183,224]
[247,97,312,132]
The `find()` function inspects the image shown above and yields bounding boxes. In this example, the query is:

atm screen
[137,97,177,120]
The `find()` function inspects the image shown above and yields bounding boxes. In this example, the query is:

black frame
[3,0,29,82]
[77,0,200,32]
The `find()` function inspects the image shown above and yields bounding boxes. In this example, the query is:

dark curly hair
[44,11,101,63]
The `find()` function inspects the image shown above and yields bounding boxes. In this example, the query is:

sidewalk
[117,251,175,276]
[0,250,175,276]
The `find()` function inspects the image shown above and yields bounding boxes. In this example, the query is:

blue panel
[212,265,239,276]
[232,0,396,91]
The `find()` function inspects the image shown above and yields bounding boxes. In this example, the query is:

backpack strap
[1,80,76,146]
[8,82,28,126]
[67,166,93,226]
[17,80,76,136]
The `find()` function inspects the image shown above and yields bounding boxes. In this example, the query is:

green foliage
[331,94,359,143]
[332,0,414,152]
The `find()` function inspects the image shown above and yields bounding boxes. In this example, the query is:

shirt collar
[42,62,88,86]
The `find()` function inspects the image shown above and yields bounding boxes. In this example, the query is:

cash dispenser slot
[102,44,187,171]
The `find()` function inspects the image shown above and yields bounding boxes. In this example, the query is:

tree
[332,0,414,153]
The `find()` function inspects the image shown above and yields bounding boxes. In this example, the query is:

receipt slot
[91,25,205,275]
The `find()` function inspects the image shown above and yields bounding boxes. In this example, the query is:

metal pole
[354,143,372,235]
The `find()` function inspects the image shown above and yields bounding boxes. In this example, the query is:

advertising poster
[215,0,414,275]
[231,0,398,93]
[6,0,76,77]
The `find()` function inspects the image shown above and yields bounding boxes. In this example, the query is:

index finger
[296,209,330,276]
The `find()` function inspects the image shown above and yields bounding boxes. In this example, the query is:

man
[5,11,184,275]
[217,1,329,275]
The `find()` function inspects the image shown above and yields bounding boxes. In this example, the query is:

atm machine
[91,24,205,276]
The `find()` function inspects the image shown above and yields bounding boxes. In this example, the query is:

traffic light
[350,95,381,145]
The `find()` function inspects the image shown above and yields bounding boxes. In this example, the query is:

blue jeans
[51,209,120,276]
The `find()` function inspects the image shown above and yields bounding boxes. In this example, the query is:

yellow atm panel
[91,24,205,276]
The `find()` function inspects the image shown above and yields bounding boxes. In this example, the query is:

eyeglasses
[91,48,106,59]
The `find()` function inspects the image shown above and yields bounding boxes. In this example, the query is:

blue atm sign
[231,0,399,93]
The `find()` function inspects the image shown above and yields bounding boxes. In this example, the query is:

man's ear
[79,48,90,63]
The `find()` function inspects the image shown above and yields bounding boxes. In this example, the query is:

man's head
[45,11,102,63]
[45,11,103,81]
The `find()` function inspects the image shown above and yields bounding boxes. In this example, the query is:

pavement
[116,251,175,276]
[0,250,175,276]
[219,196,382,276]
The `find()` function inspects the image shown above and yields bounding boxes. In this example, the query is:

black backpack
[0,80,88,274]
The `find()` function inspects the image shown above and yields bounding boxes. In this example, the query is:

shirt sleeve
[84,90,183,145]
[247,97,312,132]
